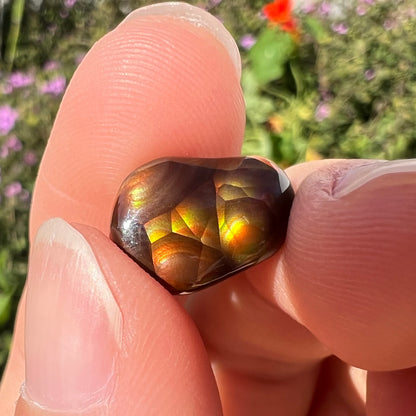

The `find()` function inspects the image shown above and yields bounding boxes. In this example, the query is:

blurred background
[0,0,415,375]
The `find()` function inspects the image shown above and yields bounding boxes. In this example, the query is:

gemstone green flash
[111,157,294,294]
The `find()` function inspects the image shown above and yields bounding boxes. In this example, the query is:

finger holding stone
[1,4,245,414]
[14,219,221,415]
[282,159,416,370]
[187,158,416,413]
[30,2,245,240]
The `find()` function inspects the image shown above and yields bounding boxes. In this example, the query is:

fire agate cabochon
[111,157,294,293]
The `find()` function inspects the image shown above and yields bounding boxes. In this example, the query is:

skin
[1,10,416,416]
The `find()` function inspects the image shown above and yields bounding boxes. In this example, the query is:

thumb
[14,218,220,415]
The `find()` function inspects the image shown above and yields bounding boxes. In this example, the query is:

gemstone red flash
[110,157,294,294]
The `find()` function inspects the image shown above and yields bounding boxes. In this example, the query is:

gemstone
[110,157,294,294]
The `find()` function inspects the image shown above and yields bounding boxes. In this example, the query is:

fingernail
[334,159,416,198]
[122,2,241,78]
[24,218,122,411]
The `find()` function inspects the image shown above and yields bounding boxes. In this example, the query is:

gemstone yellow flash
[111,157,294,293]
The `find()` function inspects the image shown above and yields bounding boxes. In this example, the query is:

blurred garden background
[0,0,416,375]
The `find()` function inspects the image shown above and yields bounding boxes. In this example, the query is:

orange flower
[268,114,284,133]
[263,0,297,33]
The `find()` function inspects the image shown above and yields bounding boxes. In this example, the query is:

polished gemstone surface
[110,157,294,294]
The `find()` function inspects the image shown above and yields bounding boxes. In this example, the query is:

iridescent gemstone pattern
[110,157,294,294]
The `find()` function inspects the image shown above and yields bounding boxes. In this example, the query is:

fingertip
[122,2,242,78]
[282,160,416,369]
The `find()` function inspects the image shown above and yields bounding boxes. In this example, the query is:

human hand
[1,3,416,415]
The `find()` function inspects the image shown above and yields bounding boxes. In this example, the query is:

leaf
[246,95,275,123]
[303,16,329,44]
[242,70,275,123]
[249,27,296,85]
[0,293,12,327]
[0,250,11,292]
[242,125,273,159]
[240,68,259,95]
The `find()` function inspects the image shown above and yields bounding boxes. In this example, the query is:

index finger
[30,3,245,239]
[1,5,245,414]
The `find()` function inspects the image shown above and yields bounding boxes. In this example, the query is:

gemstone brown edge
[110,157,295,294]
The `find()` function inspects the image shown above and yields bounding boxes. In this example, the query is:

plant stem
[4,0,25,70]
[261,85,292,104]
[289,59,303,96]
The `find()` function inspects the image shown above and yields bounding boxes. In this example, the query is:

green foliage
[3,0,25,70]
[308,0,416,159]
[249,28,296,84]
[241,0,416,164]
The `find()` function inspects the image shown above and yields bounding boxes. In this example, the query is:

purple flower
[315,102,330,122]
[40,76,66,96]
[356,5,367,16]
[301,2,316,14]
[332,22,349,35]
[4,181,22,198]
[0,146,9,158]
[319,2,331,16]
[2,84,13,95]
[383,18,396,30]
[64,0,77,8]
[0,105,18,135]
[43,61,60,71]
[19,189,31,202]
[365,69,376,80]
[362,0,374,4]
[239,34,256,50]
[209,0,222,6]
[23,151,38,166]
[8,72,34,89]
[5,135,22,151]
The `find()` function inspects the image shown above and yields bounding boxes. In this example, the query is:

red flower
[263,0,297,33]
